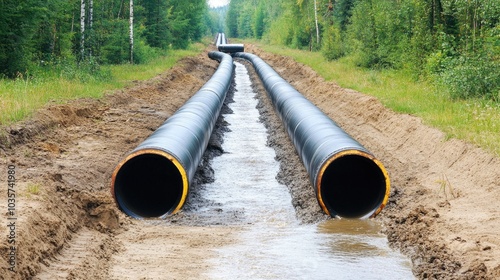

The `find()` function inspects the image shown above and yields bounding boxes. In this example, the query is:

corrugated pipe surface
[110,51,233,219]
[234,52,390,218]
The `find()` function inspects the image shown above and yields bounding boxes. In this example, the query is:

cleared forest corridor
[3,45,500,279]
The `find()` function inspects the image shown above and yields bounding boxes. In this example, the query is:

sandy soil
[1,44,499,279]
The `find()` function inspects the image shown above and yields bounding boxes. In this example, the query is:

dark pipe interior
[114,154,183,218]
[320,154,387,218]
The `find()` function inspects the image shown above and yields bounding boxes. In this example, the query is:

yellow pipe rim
[316,150,390,218]
[110,148,189,216]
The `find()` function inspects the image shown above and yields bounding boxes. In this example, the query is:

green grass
[109,43,205,82]
[256,42,500,157]
[0,43,205,125]
[26,183,41,195]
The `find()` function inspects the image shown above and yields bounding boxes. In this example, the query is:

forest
[226,0,500,100]
[1,0,498,101]
[0,0,215,78]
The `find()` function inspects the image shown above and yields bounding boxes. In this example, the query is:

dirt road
[1,45,499,279]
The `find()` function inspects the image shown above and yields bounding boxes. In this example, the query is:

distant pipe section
[215,33,243,53]
[214,33,220,46]
[234,52,390,218]
[215,33,227,47]
[111,51,234,219]
[215,33,245,54]
[218,44,244,53]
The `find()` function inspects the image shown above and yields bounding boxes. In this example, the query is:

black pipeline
[215,32,244,53]
[215,32,227,47]
[218,44,245,54]
[234,52,390,218]
[110,51,233,218]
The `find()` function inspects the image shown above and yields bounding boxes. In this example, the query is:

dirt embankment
[0,44,499,279]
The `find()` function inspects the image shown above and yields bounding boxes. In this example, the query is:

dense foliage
[2,1,498,100]
[207,5,228,34]
[0,0,210,77]
[226,0,500,100]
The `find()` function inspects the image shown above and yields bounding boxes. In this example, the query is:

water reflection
[318,219,382,235]
[205,62,414,279]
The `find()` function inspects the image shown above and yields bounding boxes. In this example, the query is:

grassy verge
[0,43,205,125]
[256,42,500,157]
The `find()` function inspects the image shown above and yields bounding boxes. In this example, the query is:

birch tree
[314,0,319,45]
[89,0,93,58]
[89,0,93,29]
[130,0,134,64]
[80,0,85,60]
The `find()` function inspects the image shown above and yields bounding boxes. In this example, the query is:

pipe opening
[113,153,185,218]
[319,154,388,218]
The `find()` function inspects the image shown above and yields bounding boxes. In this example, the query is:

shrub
[322,25,344,61]
[133,39,161,64]
[439,55,500,100]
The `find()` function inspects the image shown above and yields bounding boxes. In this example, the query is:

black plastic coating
[218,44,245,53]
[111,51,234,219]
[234,52,390,218]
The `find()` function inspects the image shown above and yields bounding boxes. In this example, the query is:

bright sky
[208,0,229,8]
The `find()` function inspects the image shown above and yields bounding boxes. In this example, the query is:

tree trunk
[89,0,93,58]
[472,0,478,51]
[130,0,134,64]
[80,0,85,61]
[118,0,124,19]
[89,0,93,29]
[314,0,320,45]
[51,24,57,57]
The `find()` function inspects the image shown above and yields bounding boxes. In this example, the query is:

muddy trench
[1,45,500,279]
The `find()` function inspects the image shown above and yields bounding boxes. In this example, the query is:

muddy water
[203,62,414,279]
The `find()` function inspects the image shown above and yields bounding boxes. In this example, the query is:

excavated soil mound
[0,44,499,279]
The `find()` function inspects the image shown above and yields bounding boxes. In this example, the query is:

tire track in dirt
[35,229,114,279]
[107,224,239,279]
